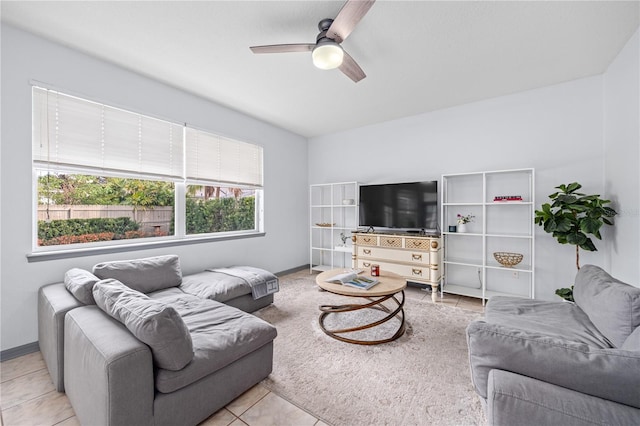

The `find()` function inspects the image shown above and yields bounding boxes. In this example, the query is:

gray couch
[466,264,640,425]
[38,255,277,426]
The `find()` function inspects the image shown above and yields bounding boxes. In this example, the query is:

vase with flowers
[456,213,475,233]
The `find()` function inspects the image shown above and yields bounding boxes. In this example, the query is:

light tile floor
[0,351,326,426]
[0,281,482,426]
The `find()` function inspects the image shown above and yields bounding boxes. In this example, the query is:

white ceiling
[2,1,639,138]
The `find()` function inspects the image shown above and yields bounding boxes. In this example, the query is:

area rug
[254,270,485,426]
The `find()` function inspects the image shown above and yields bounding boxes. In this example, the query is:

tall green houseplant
[534,182,617,300]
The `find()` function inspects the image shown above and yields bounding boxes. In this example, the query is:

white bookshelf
[441,169,535,304]
[310,182,358,272]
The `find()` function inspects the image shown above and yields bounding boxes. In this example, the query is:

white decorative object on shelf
[456,213,474,233]
[493,252,524,268]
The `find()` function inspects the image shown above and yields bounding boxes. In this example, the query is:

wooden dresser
[352,232,442,302]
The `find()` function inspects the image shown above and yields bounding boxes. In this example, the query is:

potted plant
[534,182,617,301]
[456,213,475,233]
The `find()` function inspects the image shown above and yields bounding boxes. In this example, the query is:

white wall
[0,25,309,352]
[309,75,608,300]
[603,29,640,285]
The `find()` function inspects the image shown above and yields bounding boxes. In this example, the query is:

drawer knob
[386,239,395,244]
[412,241,421,247]
[412,254,422,261]
[412,268,422,276]
[363,249,371,255]
[363,262,371,267]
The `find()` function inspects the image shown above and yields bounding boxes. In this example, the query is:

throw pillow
[92,278,193,371]
[93,254,182,294]
[574,264,640,348]
[64,268,99,305]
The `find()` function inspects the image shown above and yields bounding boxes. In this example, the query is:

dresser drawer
[405,266,431,281]
[358,246,430,265]
[355,235,378,246]
[391,264,440,284]
[414,266,442,283]
[358,246,388,258]
[356,259,406,275]
[379,236,401,248]
[405,238,432,250]
[357,259,376,269]
[355,261,437,284]
[407,252,429,263]
[358,246,376,257]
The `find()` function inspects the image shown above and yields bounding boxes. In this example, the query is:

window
[32,87,263,251]
[37,173,175,246]
[185,186,256,235]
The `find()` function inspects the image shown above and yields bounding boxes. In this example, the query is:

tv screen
[359,181,438,231]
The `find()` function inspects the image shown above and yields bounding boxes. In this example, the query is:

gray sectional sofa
[38,255,278,426]
[467,265,640,425]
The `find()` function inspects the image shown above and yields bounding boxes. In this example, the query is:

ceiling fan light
[312,43,344,70]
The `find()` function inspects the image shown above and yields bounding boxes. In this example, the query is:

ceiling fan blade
[250,44,315,54]
[327,0,376,43]
[339,51,366,83]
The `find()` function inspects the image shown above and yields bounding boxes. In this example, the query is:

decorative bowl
[493,252,523,268]
[342,199,355,205]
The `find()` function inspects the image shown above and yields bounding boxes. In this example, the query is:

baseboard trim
[1,341,40,361]
[275,264,309,276]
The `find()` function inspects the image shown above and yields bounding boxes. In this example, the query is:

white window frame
[30,86,264,260]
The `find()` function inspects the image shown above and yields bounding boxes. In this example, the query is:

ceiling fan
[249,0,375,83]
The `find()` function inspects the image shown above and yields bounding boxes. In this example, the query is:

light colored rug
[255,271,485,426]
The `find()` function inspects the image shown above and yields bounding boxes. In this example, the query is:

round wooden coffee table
[316,269,407,345]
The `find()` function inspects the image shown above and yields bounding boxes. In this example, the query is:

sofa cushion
[466,320,640,408]
[485,296,611,348]
[93,255,182,294]
[180,270,252,303]
[574,264,640,348]
[148,290,277,393]
[64,268,99,305]
[92,278,193,371]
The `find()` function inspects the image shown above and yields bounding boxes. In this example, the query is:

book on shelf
[493,195,523,202]
[325,271,379,290]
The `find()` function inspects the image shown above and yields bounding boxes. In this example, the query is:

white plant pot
[458,223,468,233]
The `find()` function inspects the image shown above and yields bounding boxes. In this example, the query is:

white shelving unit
[441,169,535,304]
[310,182,358,272]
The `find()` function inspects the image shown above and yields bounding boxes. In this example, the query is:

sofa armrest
[38,283,84,391]
[467,320,640,408]
[64,306,154,426]
[487,370,640,426]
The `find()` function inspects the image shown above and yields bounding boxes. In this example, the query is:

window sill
[27,232,266,262]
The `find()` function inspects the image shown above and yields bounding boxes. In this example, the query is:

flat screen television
[359,181,438,231]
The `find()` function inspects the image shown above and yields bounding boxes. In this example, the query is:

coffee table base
[318,291,405,345]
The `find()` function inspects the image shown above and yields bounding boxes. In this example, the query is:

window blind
[185,127,263,188]
[32,87,183,180]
